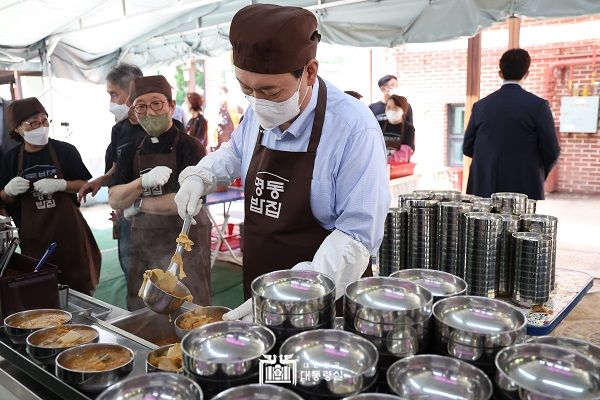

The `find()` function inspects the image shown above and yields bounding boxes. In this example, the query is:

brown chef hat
[128,75,172,103]
[6,97,47,132]
[229,4,321,74]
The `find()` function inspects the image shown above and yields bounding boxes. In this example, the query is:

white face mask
[385,110,404,124]
[246,71,309,130]
[109,102,130,122]
[388,87,402,96]
[23,126,50,145]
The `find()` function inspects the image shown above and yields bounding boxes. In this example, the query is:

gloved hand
[291,229,370,299]
[141,166,172,189]
[123,203,141,220]
[222,298,253,322]
[33,178,67,195]
[174,175,205,223]
[4,177,30,197]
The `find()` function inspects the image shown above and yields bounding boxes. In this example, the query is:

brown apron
[18,142,101,295]
[127,132,211,310]
[243,77,371,312]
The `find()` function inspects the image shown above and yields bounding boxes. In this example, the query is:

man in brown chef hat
[175,4,390,320]
[109,75,212,310]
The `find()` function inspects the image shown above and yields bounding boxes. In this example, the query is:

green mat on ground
[92,228,244,310]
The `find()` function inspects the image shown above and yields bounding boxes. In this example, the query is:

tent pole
[508,16,521,49]
[12,70,22,100]
[462,33,481,193]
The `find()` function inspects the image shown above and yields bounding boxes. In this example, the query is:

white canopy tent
[1,0,599,83]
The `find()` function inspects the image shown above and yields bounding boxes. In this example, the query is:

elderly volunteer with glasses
[108,75,211,311]
[0,97,101,295]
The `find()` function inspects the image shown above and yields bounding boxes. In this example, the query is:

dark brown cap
[128,75,172,103]
[6,97,47,132]
[229,4,321,74]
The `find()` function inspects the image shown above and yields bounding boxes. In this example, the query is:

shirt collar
[269,78,320,139]
[502,80,521,86]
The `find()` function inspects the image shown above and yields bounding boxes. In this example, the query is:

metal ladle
[141,215,193,314]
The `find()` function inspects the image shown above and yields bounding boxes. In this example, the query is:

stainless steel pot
[433,296,526,363]
[26,324,99,366]
[55,343,134,393]
[96,372,203,400]
[495,343,600,400]
[146,343,182,373]
[390,269,467,302]
[280,330,379,398]
[3,309,72,345]
[387,354,492,400]
[211,384,303,400]
[181,321,275,378]
[174,306,230,338]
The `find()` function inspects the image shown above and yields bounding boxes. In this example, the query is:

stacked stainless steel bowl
[181,321,275,398]
[463,212,502,298]
[461,194,482,204]
[437,202,473,275]
[344,277,433,391]
[433,296,527,377]
[520,214,558,290]
[406,199,439,269]
[431,190,462,202]
[495,343,600,400]
[398,193,429,208]
[491,192,528,215]
[511,232,553,306]
[387,355,493,400]
[280,330,379,399]
[525,199,537,214]
[471,198,493,212]
[378,208,408,276]
[497,214,521,297]
[251,270,335,349]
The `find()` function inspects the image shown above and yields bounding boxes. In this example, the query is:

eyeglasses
[133,100,168,114]
[21,118,51,130]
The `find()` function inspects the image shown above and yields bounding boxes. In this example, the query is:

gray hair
[106,63,143,91]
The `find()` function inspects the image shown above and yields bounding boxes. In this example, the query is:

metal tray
[64,291,112,321]
[0,313,153,400]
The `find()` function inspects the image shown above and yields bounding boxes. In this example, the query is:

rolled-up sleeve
[197,119,246,184]
[333,127,390,255]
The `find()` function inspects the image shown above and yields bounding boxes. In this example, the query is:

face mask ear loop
[298,67,311,106]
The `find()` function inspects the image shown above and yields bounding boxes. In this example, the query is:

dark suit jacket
[463,84,560,200]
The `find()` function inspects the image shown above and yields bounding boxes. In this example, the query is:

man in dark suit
[463,48,560,200]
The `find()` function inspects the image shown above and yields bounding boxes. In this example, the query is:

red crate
[389,162,416,179]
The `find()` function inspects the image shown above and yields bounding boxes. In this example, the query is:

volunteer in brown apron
[127,133,211,310]
[242,77,372,310]
[18,143,101,295]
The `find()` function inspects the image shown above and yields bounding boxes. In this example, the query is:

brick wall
[393,15,600,194]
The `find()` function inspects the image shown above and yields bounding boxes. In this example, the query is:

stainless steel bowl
[55,343,134,393]
[495,343,600,400]
[280,330,379,397]
[181,321,275,377]
[26,324,99,366]
[4,309,72,345]
[96,372,203,399]
[345,277,432,325]
[527,336,600,364]
[252,270,335,328]
[146,344,182,373]
[211,384,303,400]
[387,355,492,400]
[141,276,192,315]
[343,395,404,399]
[390,269,467,302]
[433,296,526,362]
[174,306,230,338]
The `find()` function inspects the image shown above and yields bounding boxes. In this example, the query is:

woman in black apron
[0,98,101,295]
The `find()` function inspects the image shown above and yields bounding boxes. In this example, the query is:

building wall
[392,15,600,194]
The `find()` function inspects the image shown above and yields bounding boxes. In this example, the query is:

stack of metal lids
[520,214,558,290]
[431,190,462,202]
[491,192,528,215]
[378,208,408,276]
[460,194,482,204]
[471,198,493,212]
[407,198,439,269]
[498,214,521,297]
[525,199,537,214]
[398,193,429,208]
[511,232,553,307]
[463,212,503,298]
[437,201,473,276]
